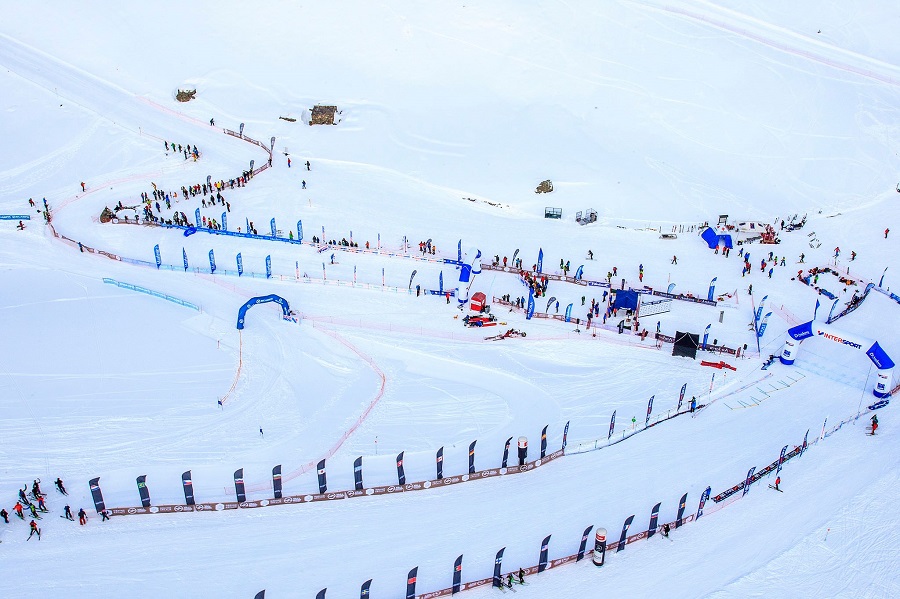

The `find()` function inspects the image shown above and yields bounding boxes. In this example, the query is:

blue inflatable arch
[780,321,894,398]
[236,294,291,330]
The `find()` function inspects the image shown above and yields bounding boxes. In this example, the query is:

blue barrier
[0,215,31,220]
[102,278,200,311]
[159,222,305,246]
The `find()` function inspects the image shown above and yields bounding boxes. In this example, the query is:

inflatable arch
[456,248,482,306]
[236,294,291,330]
[780,321,894,397]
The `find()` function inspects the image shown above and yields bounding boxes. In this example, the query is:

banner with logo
[136,475,150,508]
[676,492,687,527]
[154,244,161,269]
[540,425,548,458]
[317,460,327,493]
[396,452,406,485]
[617,515,635,552]
[502,437,512,468]
[538,535,551,572]
[88,477,105,513]
[353,457,363,490]
[492,548,505,588]
[272,465,282,499]
[576,525,593,561]
[452,555,463,593]
[696,486,711,519]
[468,441,477,474]
[406,567,417,599]
[182,471,195,505]
[436,447,444,480]
[648,502,661,537]
[234,469,246,503]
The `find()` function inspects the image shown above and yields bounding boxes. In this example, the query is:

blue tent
[700,227,733,249]
[613,290,639,311]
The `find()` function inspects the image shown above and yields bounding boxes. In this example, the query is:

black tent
[672,331,699,359]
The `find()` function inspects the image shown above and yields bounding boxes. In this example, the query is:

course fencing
[102,278,200,311]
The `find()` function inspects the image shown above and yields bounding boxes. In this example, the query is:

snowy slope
[1,1,899,597]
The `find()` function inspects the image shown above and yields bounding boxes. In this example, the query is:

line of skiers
[163,140,200,161]
[116,170,254,227]
[497,568,528,589]
[3,478,109,541]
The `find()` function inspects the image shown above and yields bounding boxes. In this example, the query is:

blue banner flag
[154,244,161,269]
[209,249,216,273]
[195,208,201,227]
[182,248,188,271]
[757,311,772,338]
[457,240,462,262]
[696,486,711,519]
[562,420,570,450]
[266,255,272,279]
[297,220,303,241]
[645,395,654,425]
[703,324,711,348]
[439,271,443,294]
[667,283,676,294]
[270,218,276,237]
[678,383,686,410]
[575,265,584,280]
[776,444,788,475]
[526,288,535,320]
[236,253,243,276]
[537,248,543,273]
[755,295,768,324]
[813,297,820,320]
[222,212,227,231]
[564,303,573,322]
[743,466,756,496]
[708,277,717,301]
[409,269,417,289]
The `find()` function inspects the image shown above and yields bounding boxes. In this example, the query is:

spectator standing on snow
[78,508,87,525]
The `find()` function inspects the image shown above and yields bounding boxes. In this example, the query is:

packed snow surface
[1,1,899,597]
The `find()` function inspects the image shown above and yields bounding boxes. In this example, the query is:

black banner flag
[317,460,327,493]
[617,515,634,552]
[182,471,195,505]
[406,567,417,599]
[136,475,150,508]
[492,548,505,588]
[538,535,551,572]
[436,447,444,480]
[272,465,282,499]
[316,590,326,599]
[468,440,477,474]
[360,579,372,598]
[501,437,512,468]
[562,420,570,450]
[253,591,264,599]
[234,469,246,503]
[452,555,463,593]
[354,457,364,490]
[540,425,548,458]
[88,477,105,513]
[648,502,661,537]
[676,492,688,528]
[576,525,593,561]
[397,452,406,486]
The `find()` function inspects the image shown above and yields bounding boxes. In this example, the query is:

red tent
[470,292,487,312]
